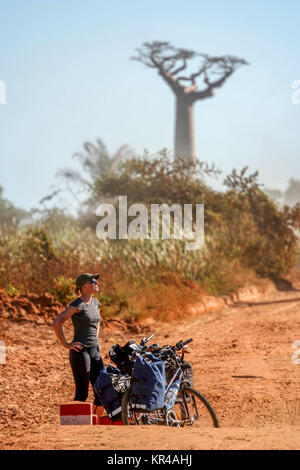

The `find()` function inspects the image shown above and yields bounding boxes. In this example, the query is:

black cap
[75,273,99,290]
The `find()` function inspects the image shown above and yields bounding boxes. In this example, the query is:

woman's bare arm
[53,306,83,351]
[97,304,101,339]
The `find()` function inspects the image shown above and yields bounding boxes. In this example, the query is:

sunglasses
[88,279,98,285]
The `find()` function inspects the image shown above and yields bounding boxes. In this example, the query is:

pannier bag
[130,354,166,411]
[93,368,122,420]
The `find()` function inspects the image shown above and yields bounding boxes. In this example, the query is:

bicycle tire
[121,388,133,425]
[174,387,219,428]
[121,389,165,425]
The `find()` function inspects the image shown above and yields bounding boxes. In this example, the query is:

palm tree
[56,138,135,225]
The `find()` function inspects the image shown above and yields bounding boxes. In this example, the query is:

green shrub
[51,276,75,305]
[1,154,299,301]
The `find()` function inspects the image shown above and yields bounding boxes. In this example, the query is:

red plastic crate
[98,415,113,425]
[60,403,93,425]
[60,403,123,426]
[92,414,98,425]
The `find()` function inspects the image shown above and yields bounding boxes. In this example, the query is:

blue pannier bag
[130,354,166,411]
[93,367,122,420]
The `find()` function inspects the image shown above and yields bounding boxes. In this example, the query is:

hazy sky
[0,0,299,212]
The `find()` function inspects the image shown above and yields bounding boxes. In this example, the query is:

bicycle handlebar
[139,333,154,347]
[132,335,193,360]
[174,338,193,351]
[145,334,154,343]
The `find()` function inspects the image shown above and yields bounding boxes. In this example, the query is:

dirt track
[1,286,300,450]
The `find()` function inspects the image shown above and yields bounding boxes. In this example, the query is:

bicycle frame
[165,366,183,395]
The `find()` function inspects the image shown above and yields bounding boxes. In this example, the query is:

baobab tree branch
[131,42,249,99]
[149,51,188,92]
[191,67,206,84]
[158,69,181,92]
[149,54,183,92]
[190,71,233,101]
[171,59,188,76]
[176,65,207,86]
[165,59,177,72]
[204,68,233,88]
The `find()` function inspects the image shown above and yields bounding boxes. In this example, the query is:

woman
[53,273,104,404]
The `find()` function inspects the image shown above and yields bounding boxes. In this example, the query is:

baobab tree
[132,41,249,162]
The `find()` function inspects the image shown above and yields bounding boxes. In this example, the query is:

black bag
[109,340,137,375]
[93,367,122,420]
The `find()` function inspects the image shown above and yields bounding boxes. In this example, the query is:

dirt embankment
[1,277,300,450]
[0,289,149,334]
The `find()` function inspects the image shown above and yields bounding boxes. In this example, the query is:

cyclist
[53,273,103,405]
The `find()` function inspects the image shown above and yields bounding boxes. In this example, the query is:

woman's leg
[89,346,104,385]
[89,346,105,406]
[69,348,91,402]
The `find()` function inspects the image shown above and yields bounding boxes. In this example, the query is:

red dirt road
[1,287,300,450]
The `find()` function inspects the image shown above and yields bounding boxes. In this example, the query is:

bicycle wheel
[121,388,165,425]
[173,387,219,428]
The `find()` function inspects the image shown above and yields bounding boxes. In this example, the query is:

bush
[50,276,75,305]
[1,154,299,307]
[93,156,300,282]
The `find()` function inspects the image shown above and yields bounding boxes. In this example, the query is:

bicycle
[120,334,219,428]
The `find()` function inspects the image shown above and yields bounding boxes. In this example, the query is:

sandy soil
[1,285,300,450]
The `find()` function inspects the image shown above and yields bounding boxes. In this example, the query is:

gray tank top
[69,297,101,348]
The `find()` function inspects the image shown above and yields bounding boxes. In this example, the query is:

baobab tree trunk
[174,94,195,162]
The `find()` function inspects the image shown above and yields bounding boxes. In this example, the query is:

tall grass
[1,155,300,321]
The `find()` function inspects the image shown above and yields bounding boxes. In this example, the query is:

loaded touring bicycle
[93,334,219,428]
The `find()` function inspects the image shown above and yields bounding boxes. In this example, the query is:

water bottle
[165,378,180,410]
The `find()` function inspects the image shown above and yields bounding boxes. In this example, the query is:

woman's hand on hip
[67,341,83,352]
